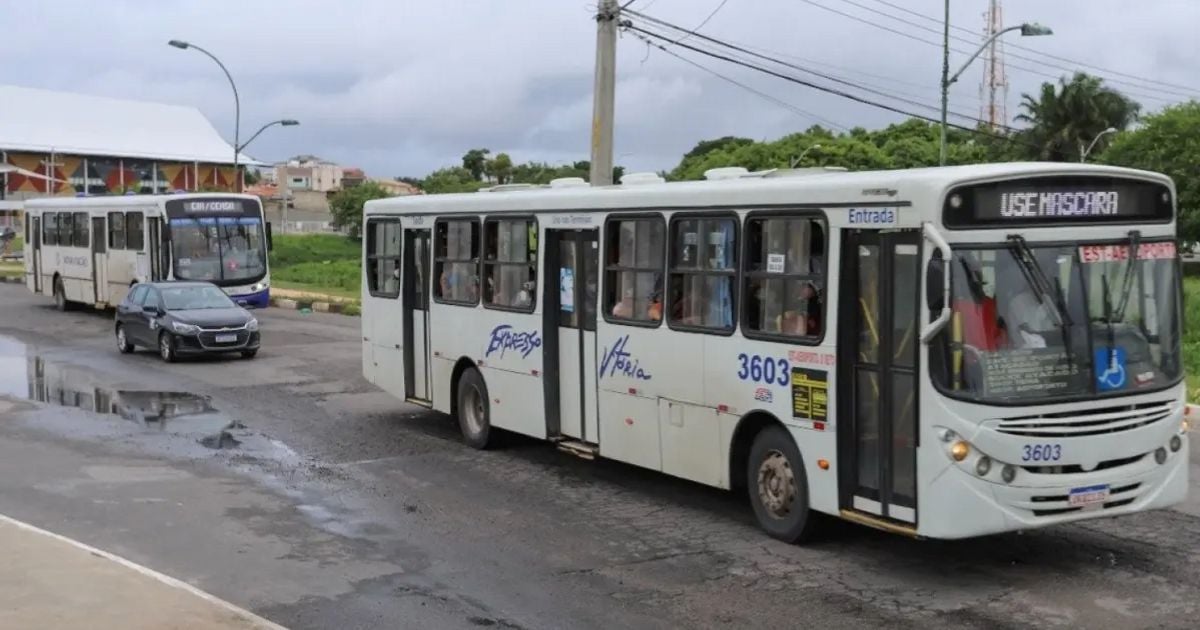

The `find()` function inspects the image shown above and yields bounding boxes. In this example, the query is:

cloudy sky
[4,0,1198,177]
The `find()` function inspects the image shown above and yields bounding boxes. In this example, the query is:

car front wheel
[116,325,134,354]
[158,332,177,363]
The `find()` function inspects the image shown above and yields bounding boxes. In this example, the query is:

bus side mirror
[265,222,274,252]
[926,256,945,314]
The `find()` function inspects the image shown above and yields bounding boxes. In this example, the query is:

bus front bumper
[227,287,269,309]
[918,435,1188,539]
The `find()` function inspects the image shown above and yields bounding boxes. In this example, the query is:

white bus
[23,193,272,310]
[360,163,1189,541]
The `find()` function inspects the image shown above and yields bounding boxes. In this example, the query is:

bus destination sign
[944,177,1171,228]
[164,197,257,218]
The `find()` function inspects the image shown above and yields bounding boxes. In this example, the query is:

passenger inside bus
[951,253,1006,352]
[779,282,821,335]
[440,265,478,302]
[994,253,1056,349]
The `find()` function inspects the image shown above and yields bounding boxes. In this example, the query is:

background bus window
[108,212,127,249]
[126,213,145,251]
[43,213,58,246]
[484,219,536,311]
[73,212,89,248]
[669,216,736,332]
[434,219,479,305]
[604,217,664,324]
[366,219,402,298]
[743,216,825,339]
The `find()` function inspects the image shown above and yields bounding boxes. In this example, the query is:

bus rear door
[838,229,921,527]
[30,215,42,294]
[544,228,599,445]
[403,228,432,403]
[91,216,107,304]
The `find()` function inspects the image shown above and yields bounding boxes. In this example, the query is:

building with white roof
[0,84,262,201]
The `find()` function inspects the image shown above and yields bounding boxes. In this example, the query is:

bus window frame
[432,216,481,307]
[601,212,666,329]
[365,217,402,299]
[666,211,741,337]
[481,215,538,314]
[72,212,89,248]
[43,212,58,247]
[739,209,829,346]
[126,212,145,252]
[108,212,127,250]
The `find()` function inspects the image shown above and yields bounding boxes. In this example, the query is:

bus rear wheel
[747,424,820,543]
[455,367,494,450]
[53,277,71,312]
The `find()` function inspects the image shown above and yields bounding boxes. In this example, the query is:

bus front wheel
[747,425,820,543]
[455,368,494,450]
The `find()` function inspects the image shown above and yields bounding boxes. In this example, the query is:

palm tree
[1016,72,1141,161]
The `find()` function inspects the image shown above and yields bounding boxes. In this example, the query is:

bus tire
[747,424,820,543]
[455,368,493,449]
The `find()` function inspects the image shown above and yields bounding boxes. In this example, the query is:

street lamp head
[280,119,300,127]
[1019,23,1053,37]
[1103,126,1118,134]
[168,39,190,49]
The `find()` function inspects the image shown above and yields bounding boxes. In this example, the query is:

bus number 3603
[737,354,789,387]
[1022,444,1062,462]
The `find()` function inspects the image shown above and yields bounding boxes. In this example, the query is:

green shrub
[272,259,361,292]
[340,302,362,317]
[269,234,360,267]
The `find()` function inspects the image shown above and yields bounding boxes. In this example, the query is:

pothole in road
[0,335,243,448]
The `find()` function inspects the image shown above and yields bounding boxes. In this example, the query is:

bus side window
[668,215,737,333]
[109,212,126,249]
[434,218,480,305]
[603,216,665,324]
[365,219,401,298]
[43,213,58,247]
[742,216,826,340]
[58,212,73,248]
[73,212,89,248]
[483,218,536,311]
[126,212,145,251]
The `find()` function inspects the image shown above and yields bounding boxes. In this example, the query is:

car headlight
[246,318,259,332]
[171,321,200,335]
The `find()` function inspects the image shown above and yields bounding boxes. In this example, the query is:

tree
[329,180,392,237]
[462,148,490,181]
[394,175,423,188]
[485,152,514,184]
[421,167,484,194]
[243,169,261,185]
[1102,101,1200,242]
[1016,72,1141,161]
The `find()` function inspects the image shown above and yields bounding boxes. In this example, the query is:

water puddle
[0,335,244,448]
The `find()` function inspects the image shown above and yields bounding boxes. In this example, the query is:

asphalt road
[1,281,1199,630]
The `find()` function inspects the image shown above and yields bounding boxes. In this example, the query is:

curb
[0,275,24,284]
[268,296,358,316]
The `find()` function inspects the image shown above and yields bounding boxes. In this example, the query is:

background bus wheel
[158,332,177,363]
[115,325,134,354]
[747,425,820,543]
[53,278,70,312]
[456,368,493,449]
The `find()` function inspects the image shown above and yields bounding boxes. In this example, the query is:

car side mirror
[142,305,162,316]
[926,256,945,314]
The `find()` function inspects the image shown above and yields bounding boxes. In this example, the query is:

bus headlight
[975,456,992,476]
[250,281,268,293]
[950,440,970,461]
[246,318,259,332]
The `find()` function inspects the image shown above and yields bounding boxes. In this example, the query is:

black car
[115,282,260,362]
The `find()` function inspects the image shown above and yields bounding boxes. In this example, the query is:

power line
[672,0,729,45]
[832,0,1200,100]
[627,29,850,131]
[795,0,1182,105]
[864,0,1200,95]
[627,9,1004,129]
[624,20,1032,149]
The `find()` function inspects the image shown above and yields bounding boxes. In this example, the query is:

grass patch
[0,262,22,278]
[273,259,360,292]
[1184,277,1200,397]
[268,234,362,300]
[270,234,360,267]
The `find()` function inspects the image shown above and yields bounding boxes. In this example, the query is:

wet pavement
[2,282,1200,630]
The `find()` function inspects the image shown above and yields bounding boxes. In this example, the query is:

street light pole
[790,144,822,168]
[169,39,241,190]
[237,119,300,154]
[1081,127,1118,162]
[939,21,1052,165]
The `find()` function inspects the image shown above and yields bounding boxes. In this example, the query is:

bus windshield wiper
[1006,235,1071,328]
[1101,274,1117,366]
[1114,230,1141,322]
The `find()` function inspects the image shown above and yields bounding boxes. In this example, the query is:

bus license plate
[215,334,237,343]
[1068,484,1110,508]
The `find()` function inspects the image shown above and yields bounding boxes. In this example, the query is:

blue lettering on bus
[485,324,542,359]
[600,335,652,381]
[848,207,897,226]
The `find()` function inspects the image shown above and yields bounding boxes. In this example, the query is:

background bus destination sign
[944,177,1171,227]
[165,197,255,217]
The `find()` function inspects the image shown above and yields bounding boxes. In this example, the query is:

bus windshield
[930,238,1181,403]
[169,217,267,284]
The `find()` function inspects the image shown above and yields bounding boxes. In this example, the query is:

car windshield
[170,216,266,283]
[161,285,236,311]
[929,239,1182,403]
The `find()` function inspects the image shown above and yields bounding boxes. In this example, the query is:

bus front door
[838,229,921,526]
[30,216,41,294]
[403,228,432,403]
[91,217,107,304]
[544,228,599,445]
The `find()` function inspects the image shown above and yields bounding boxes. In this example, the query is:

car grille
[198,326,251,349]
[994,401,1173,438]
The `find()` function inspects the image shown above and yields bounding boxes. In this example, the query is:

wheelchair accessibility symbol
[1094,347,1127,391]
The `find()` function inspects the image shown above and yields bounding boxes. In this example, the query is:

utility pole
[938,0,950,166]
[589,0,619,186]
